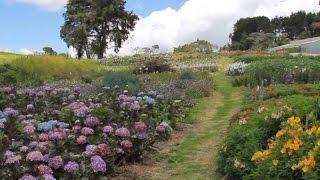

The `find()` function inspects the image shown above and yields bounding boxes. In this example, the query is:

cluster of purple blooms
[0,85,176,179]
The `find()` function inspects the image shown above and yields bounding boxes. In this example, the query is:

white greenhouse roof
[270,36,320,51]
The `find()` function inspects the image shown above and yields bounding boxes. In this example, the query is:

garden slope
[123,57,244,179]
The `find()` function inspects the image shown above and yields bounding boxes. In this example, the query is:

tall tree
[61,0,138,59]
[43,47,57,55]
[61,0,91,59]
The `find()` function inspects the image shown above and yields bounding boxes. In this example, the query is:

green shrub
[103,72,140,93]
[180,71,196,80]
[218,85,320,179]
[132,57,171,74]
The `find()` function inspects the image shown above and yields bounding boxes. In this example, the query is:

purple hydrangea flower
[64,161,79,173]
[48,131,64,141]
[19,175,37,180]
[81,127,94,136]
[48,156,64,170]
[90,155,106,173]
[136,131,148,140]
[103,126,114,134]
[3,108,19,117]
[83,145,97,157]
[26,104,34,110]
[43,174,56,180]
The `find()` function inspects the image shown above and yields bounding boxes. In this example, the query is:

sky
[0,0,319,55]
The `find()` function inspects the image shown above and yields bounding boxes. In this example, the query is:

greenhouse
[270,37,320,55]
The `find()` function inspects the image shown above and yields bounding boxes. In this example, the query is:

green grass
[155,57,244,179]
[0,51,21,64]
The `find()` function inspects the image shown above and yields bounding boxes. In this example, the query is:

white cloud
[20,48,34,55]
[115,0,319,55]
[12,0,67,10]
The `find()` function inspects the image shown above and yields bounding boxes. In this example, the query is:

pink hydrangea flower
[84,117,99,127]
[37,164,53,175]
[115,127,131,138]
[103,126,114,134]
[72,125,82,133]
[39,133,49,142]
[81,127,94,136]
[96,144,112,156]
[134,122,147,132]
[48,131,64,141]
[20,146,29,152]
[24,125,35,134]
[156,125,166,133]
[120,140,133,149]
[76,135,87,145]
[26,151,43,161]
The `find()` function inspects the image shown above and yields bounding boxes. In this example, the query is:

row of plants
[217,83,320,179]
[231,56,320,87]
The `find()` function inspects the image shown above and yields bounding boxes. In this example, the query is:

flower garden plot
[0,84,191,179]
[217,83,320,179]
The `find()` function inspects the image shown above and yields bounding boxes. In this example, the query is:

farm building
[270,37,320,55]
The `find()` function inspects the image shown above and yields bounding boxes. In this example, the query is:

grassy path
[122,57,243,180]
[159,57,243,179]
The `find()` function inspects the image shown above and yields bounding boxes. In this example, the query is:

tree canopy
[61,0,139,59]
[230,10,320,50]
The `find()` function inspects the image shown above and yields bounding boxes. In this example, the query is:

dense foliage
[230,10,320,50]
[218,84,320,179]
[61,0,139,59]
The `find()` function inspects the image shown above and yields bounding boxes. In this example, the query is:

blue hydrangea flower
[37,120,59,132]
[136,132,148,140]
[0,111,5,119]
[148,91,157,97]
[57,122,69,129]
[145,97,156,106]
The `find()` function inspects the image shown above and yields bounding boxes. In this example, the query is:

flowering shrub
[218,84,320,179]
[132,56,171,74]
[249,116,320,179]
[0,84,189,179]
[226,62,250,76]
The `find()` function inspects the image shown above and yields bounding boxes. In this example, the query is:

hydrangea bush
[0,84,190,179]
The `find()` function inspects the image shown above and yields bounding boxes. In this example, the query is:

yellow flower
[287,116,301,127]
[251,151,263,161]
[276,129,286,138]
[306,126,317,135]
[291,153,316,173]
[273,160,279,166]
